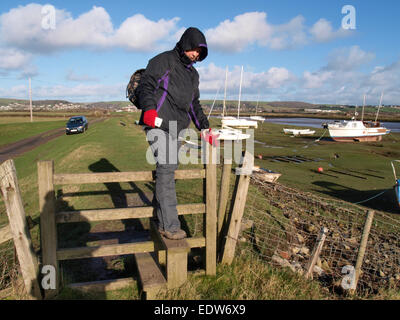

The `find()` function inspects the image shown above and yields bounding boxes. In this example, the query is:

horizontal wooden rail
[0,225,12,245]
[68,277,136,293]
[57,237,206,261]
[53,169,205,185]
[56,203,206,224]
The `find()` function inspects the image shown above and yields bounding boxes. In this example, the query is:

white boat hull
[283,129,315,136]
[250,116,265,121]
[221,118,258,129]
[328,121,390,142]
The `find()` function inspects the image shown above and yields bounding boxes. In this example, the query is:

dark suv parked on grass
[66,116,88,135]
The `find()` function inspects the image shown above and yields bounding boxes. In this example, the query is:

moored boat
[326,120,390,142]
[283,128,315,136]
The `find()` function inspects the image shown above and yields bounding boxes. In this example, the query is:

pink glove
[143,109,158,128]
[202,128,220,147]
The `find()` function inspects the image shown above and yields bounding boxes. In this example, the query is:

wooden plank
[134,252,166,299]
[221,150,254,265]
[68,277,136,293]
[305,227,329,279]
[205,143,217,275]
[57,241,155,261]
[0,224,12,244]
[166,250,188,289]
[149,220,189,289]
[0,160,42,300]
[38,160,58,299]
[56,203,206,224]
[53,169,205,185]
[217,162,232,238]
[57,237,205,261]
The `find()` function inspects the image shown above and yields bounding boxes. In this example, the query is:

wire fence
[0,168,22,298]
[239,175,400,296]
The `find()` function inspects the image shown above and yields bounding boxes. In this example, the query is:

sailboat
[221,66,258,129]
[250,95,265,121]
[325,93,390,142]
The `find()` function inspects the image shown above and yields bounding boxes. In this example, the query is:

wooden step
[68,277,136,293]
[150,220,190,289]
[134,252,166,300]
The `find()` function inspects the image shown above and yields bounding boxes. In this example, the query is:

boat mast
[237,66,243,119]
[374,92,384,123]
[361,94,366,121]
[223,66,228,117]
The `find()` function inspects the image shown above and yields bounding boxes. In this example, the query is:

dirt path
[0,118,105,164]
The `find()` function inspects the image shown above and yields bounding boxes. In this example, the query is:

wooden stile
[53,169,205,185]
[0,160,41,300]
[55,203,205,224]
[38,160,58,299]
[134,252,166,299]
[221,150,254,265]
[206,143,217,275]
[0,225,12,244]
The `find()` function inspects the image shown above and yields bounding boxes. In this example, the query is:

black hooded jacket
[137,27,209,137]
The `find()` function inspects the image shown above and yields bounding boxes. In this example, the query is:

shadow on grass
[312,180,400,214]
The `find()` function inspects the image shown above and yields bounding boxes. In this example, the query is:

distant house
[122,106,138,112]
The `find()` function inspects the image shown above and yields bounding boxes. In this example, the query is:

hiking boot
[158,228,187,240]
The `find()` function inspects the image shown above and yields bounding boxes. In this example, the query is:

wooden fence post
[221,150,253,265]
[217,155,232,244]
[0,159,42,300]
[38,160,58,299]
[305,227,329,279]
[205,143,217,275]
[351,210,375,294]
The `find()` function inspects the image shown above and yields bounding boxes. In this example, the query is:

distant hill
[267,101,317,108]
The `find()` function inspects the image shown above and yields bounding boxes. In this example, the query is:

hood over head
[175,27,208,63]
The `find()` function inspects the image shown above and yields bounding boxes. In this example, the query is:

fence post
[351,210,375,294]
[221,150,253,265]
[305,227,329,279]
[217,155,232,247]
[0,159,42,300]
[205,143,217,275]
[38,160,58,299]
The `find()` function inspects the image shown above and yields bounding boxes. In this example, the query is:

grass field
[0,120,67,148]
[1,113,399,300]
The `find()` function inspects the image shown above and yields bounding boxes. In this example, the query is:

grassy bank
[1,114,399,300]
[0,120,67,148]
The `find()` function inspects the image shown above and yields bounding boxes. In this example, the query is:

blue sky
[0,0,399,105]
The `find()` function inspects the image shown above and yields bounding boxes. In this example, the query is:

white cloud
[303,71,333,89]
[269,16,308,50]
[114,14,180,51]
[310,18,351,43]
[324,46,375,71]
[0,82,125,102]
[197,63,293,96]
[205,12,273,52]
[0,4,180,53]
[0,48,32,70]
[205,12,354,53]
